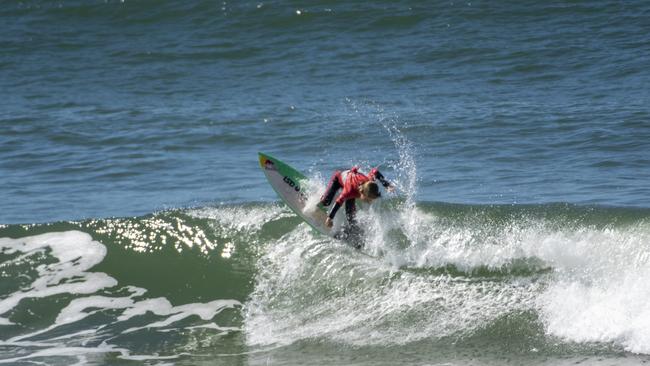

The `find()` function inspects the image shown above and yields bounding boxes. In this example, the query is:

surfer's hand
[387,185,396,193]
[325,217,333,228]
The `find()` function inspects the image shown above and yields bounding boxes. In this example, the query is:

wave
[235,201,650,354]
[2,201,650,363]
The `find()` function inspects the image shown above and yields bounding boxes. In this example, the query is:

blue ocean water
[2,0,650,223]
[2,1,650,365]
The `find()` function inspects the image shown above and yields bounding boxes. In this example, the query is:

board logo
[263,158,277,171]
[283,176,301,192]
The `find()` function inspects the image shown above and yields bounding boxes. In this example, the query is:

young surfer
[320,167,394,237]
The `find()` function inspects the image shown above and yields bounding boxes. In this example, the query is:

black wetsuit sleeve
[328,202,342,219]
[375,170,392,188]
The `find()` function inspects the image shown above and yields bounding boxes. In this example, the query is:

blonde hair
[360,182,380,199]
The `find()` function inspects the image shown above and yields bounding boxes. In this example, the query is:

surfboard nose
[258,152,270,169]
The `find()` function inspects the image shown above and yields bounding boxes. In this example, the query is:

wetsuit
[320,167,391,225]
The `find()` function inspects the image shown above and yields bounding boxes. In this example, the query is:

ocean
[2,0,650,365]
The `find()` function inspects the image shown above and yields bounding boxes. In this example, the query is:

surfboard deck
[258,152,333,237]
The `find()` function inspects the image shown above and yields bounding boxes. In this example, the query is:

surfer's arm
[325,199,345,227]
[328,202,342,220]
[370,168,394,190]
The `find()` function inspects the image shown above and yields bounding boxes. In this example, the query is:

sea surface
[2,1,650,365]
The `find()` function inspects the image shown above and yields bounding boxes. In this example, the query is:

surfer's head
[359,182,380,202]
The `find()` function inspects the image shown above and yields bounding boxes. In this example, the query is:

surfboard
[258,152,333,237]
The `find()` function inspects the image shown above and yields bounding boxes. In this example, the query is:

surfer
[320,167,394,242]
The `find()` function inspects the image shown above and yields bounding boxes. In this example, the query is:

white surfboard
[258,152,333,237]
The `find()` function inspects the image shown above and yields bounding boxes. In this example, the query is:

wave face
[2,202,650,364]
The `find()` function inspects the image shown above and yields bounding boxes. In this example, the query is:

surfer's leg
[344,200,363,249]
[345,199,357,223]
[320,171,343,207]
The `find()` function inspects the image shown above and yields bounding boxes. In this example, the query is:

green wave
[2,201,649,298]
[3,201,650,360]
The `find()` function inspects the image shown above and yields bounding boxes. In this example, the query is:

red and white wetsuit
[320,167,391,222]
